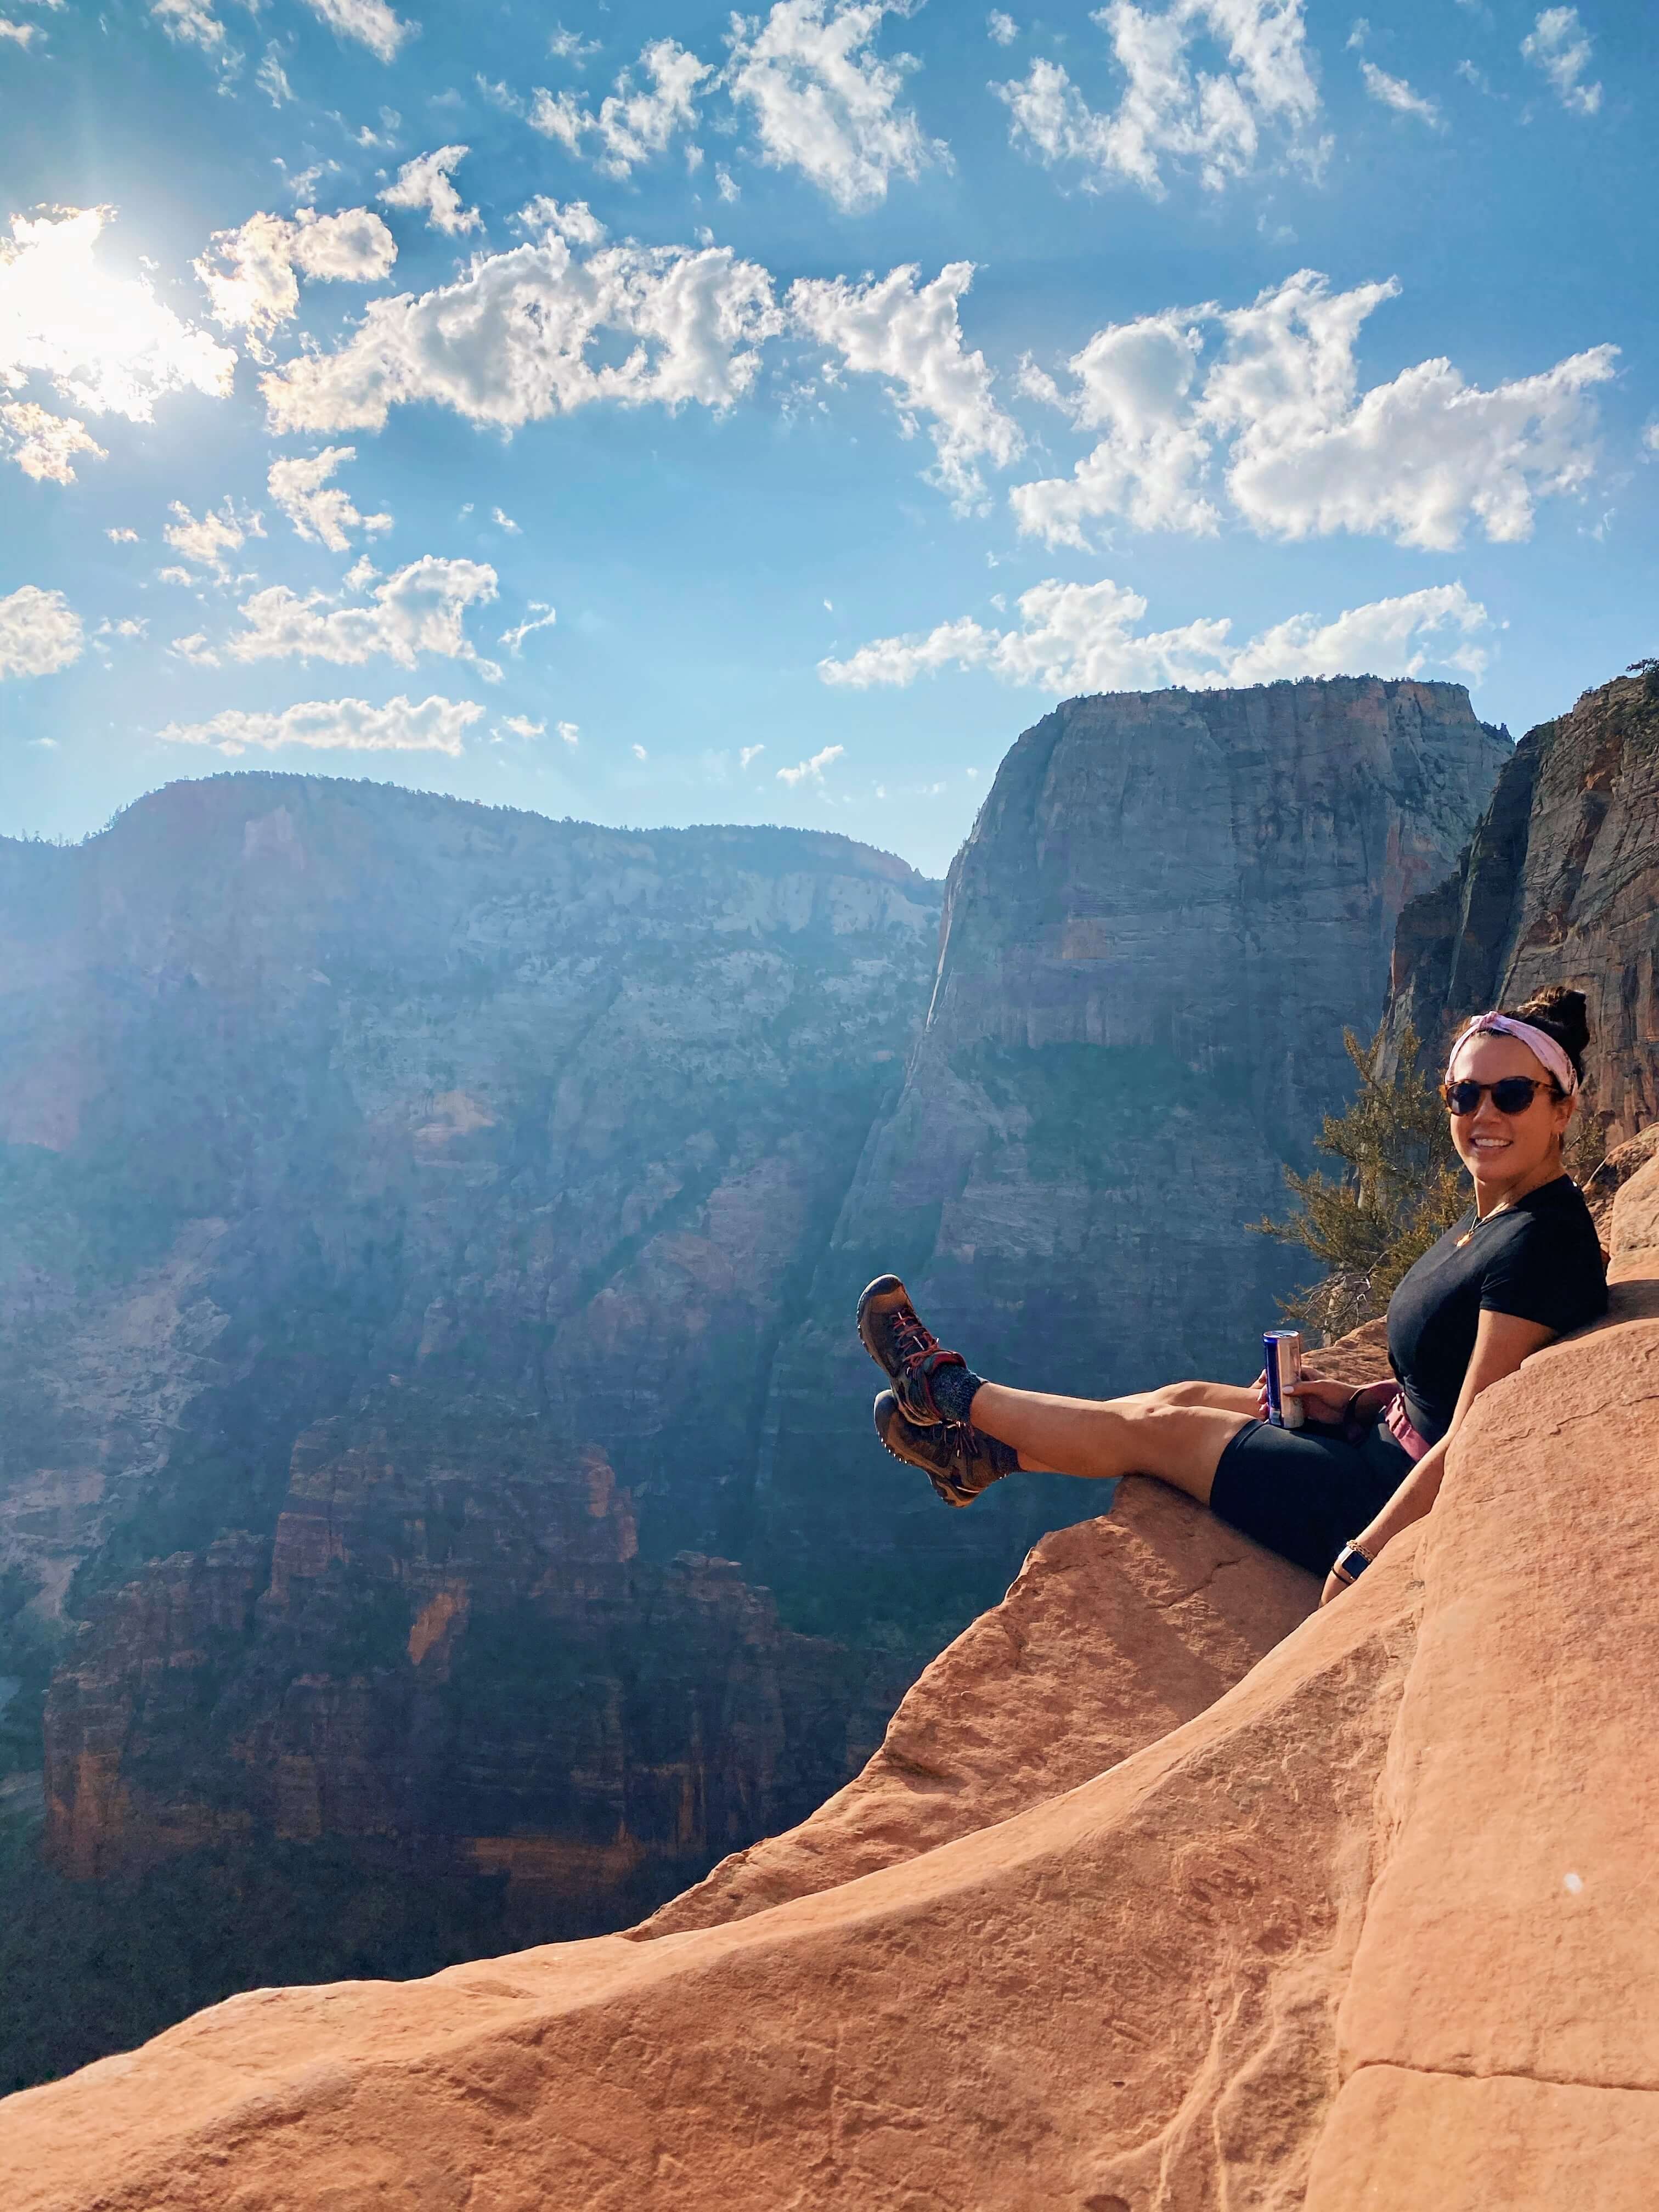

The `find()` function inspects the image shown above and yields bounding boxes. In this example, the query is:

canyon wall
[0,779,939,2083]
[758,678,1508,1613]
[9,1146,1656,2210]
[0,680,1505,2086]
[1384,664,1659,1139]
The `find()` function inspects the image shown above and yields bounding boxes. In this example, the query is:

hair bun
[1511,984,1590,1077]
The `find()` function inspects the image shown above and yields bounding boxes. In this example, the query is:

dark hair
[1499,985,1590,1088]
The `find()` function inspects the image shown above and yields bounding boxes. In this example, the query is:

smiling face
[1445,1029,1576,1201]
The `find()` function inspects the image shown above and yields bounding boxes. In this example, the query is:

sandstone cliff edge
[5,1145,1656,2209]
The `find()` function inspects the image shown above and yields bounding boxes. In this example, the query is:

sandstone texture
[1385,665,1659,1144]
[10,1156,1655,2207]
[639,1479,1318,1935]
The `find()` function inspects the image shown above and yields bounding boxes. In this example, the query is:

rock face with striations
[1384,665,1659,1141]
[758,678,1508,1611]
[0,777,938,2079]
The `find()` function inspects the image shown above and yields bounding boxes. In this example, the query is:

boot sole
[873,1392,972,1507]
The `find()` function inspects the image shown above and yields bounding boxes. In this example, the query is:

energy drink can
[1263,1329,1305,1430]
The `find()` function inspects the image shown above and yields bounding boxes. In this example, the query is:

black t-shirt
[1386,1175,1607,1443]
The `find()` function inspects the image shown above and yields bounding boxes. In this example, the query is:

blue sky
[1,0,1653,875]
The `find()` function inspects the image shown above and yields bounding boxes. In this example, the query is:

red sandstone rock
[640,1480,1317,1936]
[7,1156,1657,2209]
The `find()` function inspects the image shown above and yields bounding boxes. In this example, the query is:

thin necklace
[1455,1189,1527,1248]
[1455,1203,1511,1249]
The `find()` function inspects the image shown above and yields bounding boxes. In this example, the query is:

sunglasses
[1440,1076,1560,1117]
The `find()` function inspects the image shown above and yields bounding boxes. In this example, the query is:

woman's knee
[1146,1378,1218,1410]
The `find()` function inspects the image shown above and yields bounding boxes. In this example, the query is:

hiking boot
[857,1273,968,1425]
[873,1390,1017,1510]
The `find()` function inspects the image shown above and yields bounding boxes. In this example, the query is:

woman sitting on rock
[860,986,1607,1605]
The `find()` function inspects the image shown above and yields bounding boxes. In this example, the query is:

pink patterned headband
[1447,1012,1579,1097]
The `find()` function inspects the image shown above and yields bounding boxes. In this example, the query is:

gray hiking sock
[929,1363,985,1425]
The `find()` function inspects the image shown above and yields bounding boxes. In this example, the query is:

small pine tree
[1254,1024,1467,1343]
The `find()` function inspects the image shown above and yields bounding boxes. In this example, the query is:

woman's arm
[1318,1307,1556,1606]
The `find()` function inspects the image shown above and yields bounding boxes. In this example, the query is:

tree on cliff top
[1255,1025,1466,1343]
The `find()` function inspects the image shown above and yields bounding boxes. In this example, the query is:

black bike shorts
[1209,1415,1415,1579]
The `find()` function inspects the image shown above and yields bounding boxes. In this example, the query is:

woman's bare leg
[968,1379,1257,1507]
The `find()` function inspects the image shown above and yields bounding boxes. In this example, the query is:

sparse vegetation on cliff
[1255,1024,1466,1342]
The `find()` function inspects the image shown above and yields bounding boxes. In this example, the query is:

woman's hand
[1289,1376,1365,1423]
[1249,1372,1368,1424]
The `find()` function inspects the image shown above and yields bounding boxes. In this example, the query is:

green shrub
[1254,1024,1466,1343]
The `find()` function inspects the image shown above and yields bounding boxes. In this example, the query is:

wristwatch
[1332,1540,1374,1583]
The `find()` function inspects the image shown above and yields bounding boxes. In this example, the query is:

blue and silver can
[1263,1328,1305,1430]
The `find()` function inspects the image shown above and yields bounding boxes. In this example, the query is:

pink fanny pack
[1384,1389,1433,1463]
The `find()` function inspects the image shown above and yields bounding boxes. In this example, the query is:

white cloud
[380,145,480,235]
[988,10,1017,42]
[499,601,556,653]
[150,0,235,66]
[1643,422,1659,456]
[268,446,393,550]
[1345,16,1368,48]
[529,38,709,177]
[512,196,607,248]
[258,44,294,103]
[1011,308,1217,544]
[194,207,398,348]
[158,566,196,587]
[740,743,765,767]
[819,577,1492,692]
[776,740,844,782]
[160,694,481,757]
[495,713,544,740]
[994,0,1322,198]
[726,0,944,212]
[1208,272,1613,548]
[631,742,648,759]
[298,0,414,64]
[164,496,266,573]
[0,18,41,47]
[213,554,499,676]
[0,584,82,679]
[789,262,1023,509]
[0,401,106,483]
[106,526,140,542]
[291,207,400,283]
[261,232,781,433]
[1521,7,1600,115]
[1224,585,1492,683]
[548,24,600,61]
[491,505,521,532]
[716,164,741,201]
[1,207,235,431]
[1013,270,1617,553]
[1361,61,1442,126]
[557,719,579,744]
